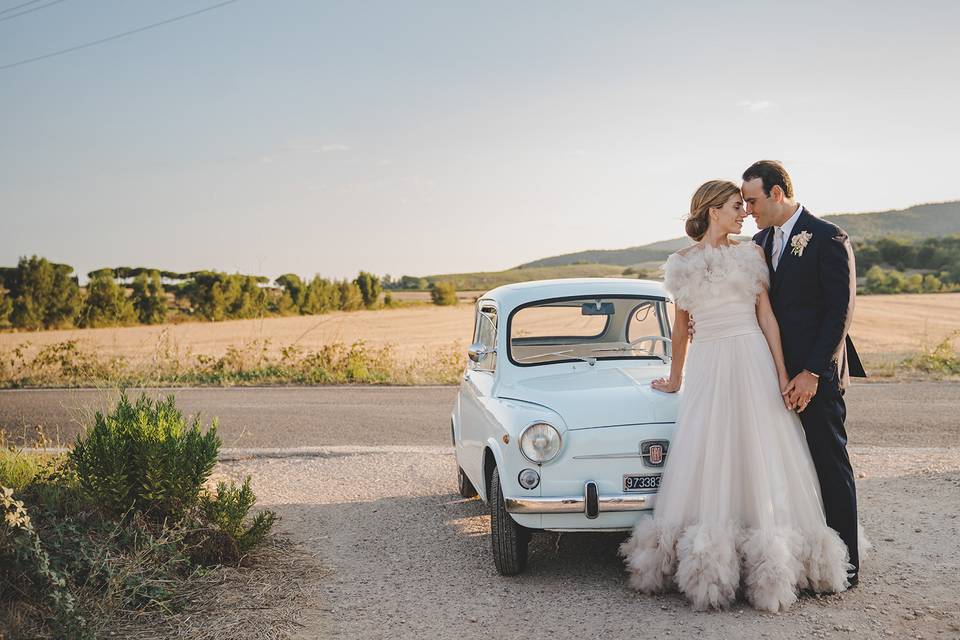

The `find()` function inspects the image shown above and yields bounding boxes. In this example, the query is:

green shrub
[78,271,137,328]
[8,256,83,330]
[430,281,457,306]
[338,280,364,311]
[354,271,382,308]
[901,331,960,375]
[131,270,167,324]
[0,283,11,328]
[199,477,277,563]
[70,392,219,521]
[0,449,49,490]
[1,395,279,639]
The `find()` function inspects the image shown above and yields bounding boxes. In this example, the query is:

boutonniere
[790,231,813,257]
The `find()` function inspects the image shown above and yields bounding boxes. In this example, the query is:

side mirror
[468,343,494,363]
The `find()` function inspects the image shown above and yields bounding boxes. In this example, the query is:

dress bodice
[663,242,770,341]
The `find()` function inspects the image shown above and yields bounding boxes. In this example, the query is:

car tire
[458,466,478,498]
[490,466,530,575]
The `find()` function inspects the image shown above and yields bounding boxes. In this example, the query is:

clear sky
[2,0,958,281]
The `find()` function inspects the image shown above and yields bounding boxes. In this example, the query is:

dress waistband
[692,308,762,342]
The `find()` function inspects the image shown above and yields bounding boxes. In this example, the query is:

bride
[619,180,851,612]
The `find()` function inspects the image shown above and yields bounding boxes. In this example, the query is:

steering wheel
[628,335,672,355]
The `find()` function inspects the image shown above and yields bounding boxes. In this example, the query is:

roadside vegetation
[0,392,277,639]
[0,338,466,389]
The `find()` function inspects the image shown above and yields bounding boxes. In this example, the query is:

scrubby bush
[430,281,458,306]
[302,276,341,314]
[354,271,382,308]
[78,271,137,328]
[70,393,220,521]
[8,256,82,330]
[338,280,364,311]
[0,283,11,328]
[274,273,305,314]
[199,477,277,562]
[181,272,271,321]
[131,270,167,324]
[1,393,278,638]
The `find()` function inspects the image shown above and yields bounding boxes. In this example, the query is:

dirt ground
[216,443,960,640]
[1,293,957,365]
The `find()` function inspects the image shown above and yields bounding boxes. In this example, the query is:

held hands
[782,370,819,413]
[652,376,681,393]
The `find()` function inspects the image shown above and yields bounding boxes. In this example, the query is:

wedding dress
[620,241,851,612]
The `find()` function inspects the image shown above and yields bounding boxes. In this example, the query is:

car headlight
[519,422,562,463]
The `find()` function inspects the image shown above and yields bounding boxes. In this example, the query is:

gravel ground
[217,445,960,640]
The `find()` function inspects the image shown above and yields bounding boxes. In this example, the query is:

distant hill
[424,263,626,291]
[518,200,960,269]
[822,201,960,240]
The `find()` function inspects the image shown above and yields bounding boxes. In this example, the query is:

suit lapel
[762,228,774,270]
[772,208,812,293]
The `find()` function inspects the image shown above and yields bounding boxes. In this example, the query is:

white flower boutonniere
[790,231,813,257]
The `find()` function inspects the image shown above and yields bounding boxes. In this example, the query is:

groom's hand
[785,371,819,412]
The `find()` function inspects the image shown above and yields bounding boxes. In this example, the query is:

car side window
[475,305,497,372]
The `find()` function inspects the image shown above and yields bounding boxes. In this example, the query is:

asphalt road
[1,382,958,449]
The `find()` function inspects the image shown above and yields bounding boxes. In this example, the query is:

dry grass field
[1,293,957,370]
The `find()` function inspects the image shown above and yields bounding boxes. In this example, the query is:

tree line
[0,257,458,331]
[854,236,960,294]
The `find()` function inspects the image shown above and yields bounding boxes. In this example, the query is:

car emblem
[639,440,668,467]
[648,444,663,465]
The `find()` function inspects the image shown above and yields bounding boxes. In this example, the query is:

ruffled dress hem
[619,516,852,612]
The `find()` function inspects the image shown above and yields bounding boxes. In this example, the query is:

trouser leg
[799,385,859,575]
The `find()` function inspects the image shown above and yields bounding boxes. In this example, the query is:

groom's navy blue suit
[753,207,866,577]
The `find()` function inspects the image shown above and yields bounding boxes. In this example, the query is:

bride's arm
[756,287,792,409]
[651,306,689,393]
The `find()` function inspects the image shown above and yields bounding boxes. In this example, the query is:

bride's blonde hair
[686,180,741,241]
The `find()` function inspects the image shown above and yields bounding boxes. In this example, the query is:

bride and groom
[620,160,867,612]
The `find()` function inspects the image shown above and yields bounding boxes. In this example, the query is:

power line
[0,0,45,16]
[0,0,239,72]
[0,0,68,23]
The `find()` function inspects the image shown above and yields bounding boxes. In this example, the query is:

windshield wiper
[589,346,671,365]
[516,350,596,366]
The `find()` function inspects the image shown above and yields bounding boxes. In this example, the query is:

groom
[741,160,867,585]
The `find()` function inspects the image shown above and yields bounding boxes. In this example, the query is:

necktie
[772,227,785,270]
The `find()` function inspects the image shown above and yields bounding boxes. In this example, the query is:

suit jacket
[753,207,867,389]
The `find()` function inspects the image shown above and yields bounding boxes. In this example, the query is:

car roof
[479,278,669,310]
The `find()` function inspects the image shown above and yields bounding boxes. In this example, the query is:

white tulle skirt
[620,328,852,612]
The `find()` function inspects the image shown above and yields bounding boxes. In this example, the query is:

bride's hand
[651,376,681,393]
[778,372,793,411]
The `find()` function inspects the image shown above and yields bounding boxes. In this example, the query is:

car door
[458,302,498,495]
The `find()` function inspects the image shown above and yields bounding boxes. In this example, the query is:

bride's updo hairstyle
[686,180,741,241]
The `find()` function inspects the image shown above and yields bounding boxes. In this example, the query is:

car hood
[497,366,679,430]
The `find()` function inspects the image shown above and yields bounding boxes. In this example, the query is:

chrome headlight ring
[519,421,562,464]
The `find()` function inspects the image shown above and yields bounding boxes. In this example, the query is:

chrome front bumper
[504,486,654,516]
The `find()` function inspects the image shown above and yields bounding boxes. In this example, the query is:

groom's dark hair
[743,160,794,198]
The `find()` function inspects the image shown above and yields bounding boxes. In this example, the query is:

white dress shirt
[772,204,804,270]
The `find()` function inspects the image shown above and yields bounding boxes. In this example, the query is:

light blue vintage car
[451,278,680,575]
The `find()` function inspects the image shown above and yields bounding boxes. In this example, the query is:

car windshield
[509,296,673,366]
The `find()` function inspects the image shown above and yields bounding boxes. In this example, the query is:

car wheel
[490,466,530,575]
[458,466,478,498]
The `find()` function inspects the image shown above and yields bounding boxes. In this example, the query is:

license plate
[623,473,661,493]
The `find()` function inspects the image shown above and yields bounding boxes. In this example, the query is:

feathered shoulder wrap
[662,242,770,311]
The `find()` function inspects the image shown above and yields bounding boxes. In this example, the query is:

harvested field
[0,293,957,380]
